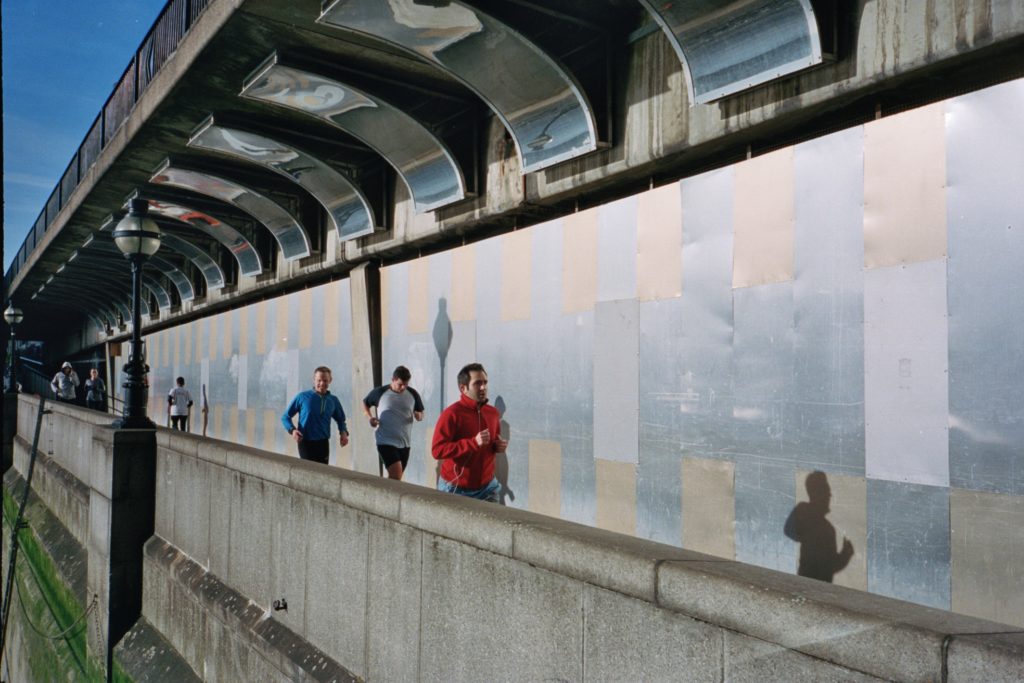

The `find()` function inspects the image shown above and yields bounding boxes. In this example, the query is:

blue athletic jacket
[281,390,347,441]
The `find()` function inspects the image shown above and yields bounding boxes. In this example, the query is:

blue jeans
[437,477,500,502]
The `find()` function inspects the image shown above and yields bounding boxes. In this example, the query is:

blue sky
[3,0,168,271]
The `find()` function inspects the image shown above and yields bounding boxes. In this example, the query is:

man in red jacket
[432,362,508,502]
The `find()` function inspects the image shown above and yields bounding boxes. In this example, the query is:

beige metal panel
[323,281,339,346]
[794,470,867,591]
[222,311,234,359]
[195,313,204,360]
[276,296,289,351]
[408,257,429,334]
[162,325,171,367]
[246,407,258,447]
[239,307,249,356]
[263,408,278,452]
[637,183,683,301]
[951,489,1024,627]
[528,439,562,518]
[208,313,218,361]
[255,300,267,355]
[682,457,735,560]
[299,288,313,349]
[184,318,193,365]
[380,266,391,339]
[864,102,947,268]
[451,244,477,322]
[213,404,224,439]
[595,459,636,536]
[733,147,795,288]
[229,407,239,443]
[501,229,532,321]
[563,212,598,313]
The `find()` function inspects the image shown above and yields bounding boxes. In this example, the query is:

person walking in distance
[431,362,508,502]
[85,368,107,412]
[51,361,80,403]
[167,377,194,431]
[281,366,349,465]
[362,365,425,480]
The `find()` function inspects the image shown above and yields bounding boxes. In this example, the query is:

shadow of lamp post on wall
[4,302,23,394]
[112,198,161,429]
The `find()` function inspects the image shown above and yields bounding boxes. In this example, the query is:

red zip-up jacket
[431,393,501,489]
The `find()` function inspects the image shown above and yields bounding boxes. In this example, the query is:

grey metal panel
[867,479,950,610]
[188,119,377,240]
[597,196,638,303]
[864,260,949,487]
[143,198,263,276]
[732,283,795,460]
[593,299,639,464]
[640,167,733,464]
[142,273,172,311]
[946,80,1024,495]
[319,0,598,174]
[637,0,823,104]
[241,58,467,213]
[149,254,196,302]
[151,162,312,261]
[159,232,226,290]
[790,127,865,475]
[734,459,796,572]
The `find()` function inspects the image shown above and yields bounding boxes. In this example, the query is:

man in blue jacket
[281,366,349,464]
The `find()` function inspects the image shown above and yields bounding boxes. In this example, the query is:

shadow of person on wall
[493,395,515,506]
[784,471,853,583]
[432,297,453,413]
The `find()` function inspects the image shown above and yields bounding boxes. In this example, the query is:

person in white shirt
[167,377,194,431]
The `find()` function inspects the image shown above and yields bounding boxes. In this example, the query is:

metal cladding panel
[188,121,376,240]
[867,479,950,610]
[596,196,638,303]
[142,273,172,310]
[637,0,822,103]
[151,164,311,261]
[159,232,226,290]
[145,198,263,276]
[790,127,865,474]
[864,260,949,487]
[735,458,797,573]
[149,254,195,302]
[946,80,1024,495]
[241,60,466,212]
[593,299,639,464]
[319,0,598,173]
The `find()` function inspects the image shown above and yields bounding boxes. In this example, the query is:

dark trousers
[298,439,329,464]
[87,400,105,412]
[171,415,189,431]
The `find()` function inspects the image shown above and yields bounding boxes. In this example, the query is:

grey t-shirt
[363,385,424,448]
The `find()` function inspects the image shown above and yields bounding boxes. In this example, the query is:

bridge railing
[3,0,212,294]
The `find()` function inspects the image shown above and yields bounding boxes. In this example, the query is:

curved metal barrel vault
[187,118,378,240]
[150,159,312,261]
[240,56,467,213]
[85,234,197,304]
[137,197,264,277]
[637,0,823,104]
[317,0,598,174]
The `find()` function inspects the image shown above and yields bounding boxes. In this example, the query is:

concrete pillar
[349,263,381,474]
[87,427,156,682]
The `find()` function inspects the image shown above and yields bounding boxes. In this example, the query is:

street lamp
[4,303,23,394]
[112,198,161,428]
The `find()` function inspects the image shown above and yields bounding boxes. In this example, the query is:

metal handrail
[4,0,212,292]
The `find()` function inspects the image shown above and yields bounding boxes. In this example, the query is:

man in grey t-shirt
[362,366,424,480]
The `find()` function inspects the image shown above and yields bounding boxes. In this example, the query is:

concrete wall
[145,425,1024,681]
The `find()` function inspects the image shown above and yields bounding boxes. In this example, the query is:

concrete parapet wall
[152,434,1024,682]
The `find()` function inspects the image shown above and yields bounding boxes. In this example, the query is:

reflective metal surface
[149,254,196,303]
[159,232,227,290]
[142,198,264,276]
[142,273,173,310]
[187,119,377,240]
[150,161,312,261]
[241,58,467,212]
[637,0,822,103]
[318,0,597,173]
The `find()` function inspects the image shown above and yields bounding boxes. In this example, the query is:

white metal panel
[864,260,949,486]
[593,299,639,463]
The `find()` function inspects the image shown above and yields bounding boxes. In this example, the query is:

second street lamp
[112,199,161,429]
[4,303,23,394]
